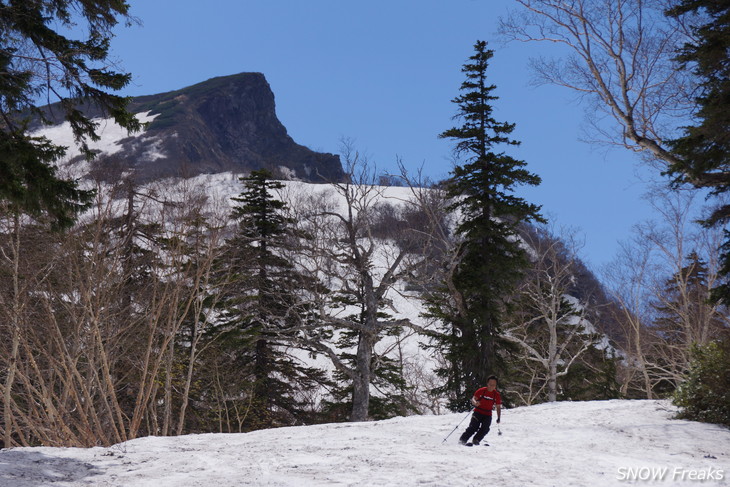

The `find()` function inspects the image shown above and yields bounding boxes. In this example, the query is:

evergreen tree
[212,170,327,430]
[0,1,140,228]
[428,41,543,409]
[653,252,716,345]
[558,348,623,402]
[650,252,726,394]
[665,2,730,301]
[674,335,730,427]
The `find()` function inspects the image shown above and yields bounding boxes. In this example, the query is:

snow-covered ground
[1,400,727,486]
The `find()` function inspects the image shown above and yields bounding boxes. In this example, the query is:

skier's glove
[496,418,501,424]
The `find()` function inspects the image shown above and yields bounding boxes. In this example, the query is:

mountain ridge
[34,72,344,183]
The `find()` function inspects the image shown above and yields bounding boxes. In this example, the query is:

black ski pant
[459,411,492,444]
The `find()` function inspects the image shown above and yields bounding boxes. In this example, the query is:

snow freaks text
[617,466,724,482]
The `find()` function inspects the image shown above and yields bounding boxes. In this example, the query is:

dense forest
[1,0,729,448]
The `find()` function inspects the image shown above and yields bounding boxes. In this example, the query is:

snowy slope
[128,173,445,411]
[32,111,163,179]
[162,173,612,410]
[32,111,159,161]
[1,400,727,487]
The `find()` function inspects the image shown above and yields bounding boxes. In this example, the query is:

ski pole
[442,410,471,443]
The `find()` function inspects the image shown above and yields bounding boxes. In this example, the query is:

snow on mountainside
[1,400,727,486]
[159,172,613,378]
[107,172,612,411]
[34,111,162,161]
[190,174,440,405]
[33,99,616,363]
[33,111,163,180]
[48,167,615,413]
[32,73,345,183]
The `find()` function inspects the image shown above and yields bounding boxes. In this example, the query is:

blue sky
[109,0,669,271]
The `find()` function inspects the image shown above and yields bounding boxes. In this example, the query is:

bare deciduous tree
[638,189,727,388]
[604,230,661,398]
[288,147,433,421]
[499,0,697,169]
[505,224,598,403]
[0,177,225,447]
[603,187,729,397]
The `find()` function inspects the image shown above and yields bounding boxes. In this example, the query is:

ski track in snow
[1,400,728,487]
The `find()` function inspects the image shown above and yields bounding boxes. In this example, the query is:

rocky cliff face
[39,73,344,183]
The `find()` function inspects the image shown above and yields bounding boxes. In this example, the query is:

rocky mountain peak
[39,72,345,183]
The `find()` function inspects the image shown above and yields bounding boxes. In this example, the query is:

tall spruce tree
[653,252,716,345]
[0,1,140,228]
[663,1,730,424]
[212,170,327,430]
[665,2,730,301]
[429,41,543,409]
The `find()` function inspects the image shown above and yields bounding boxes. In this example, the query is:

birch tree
[506,225,599,403]
[499,0,695,166]
[603,186,728,397]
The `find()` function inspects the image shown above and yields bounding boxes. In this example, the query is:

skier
[459,375,502,446]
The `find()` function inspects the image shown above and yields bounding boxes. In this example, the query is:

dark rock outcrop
[41,73,344,183]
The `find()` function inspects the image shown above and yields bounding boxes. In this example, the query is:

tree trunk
[177,322,199,436]
[3,215,22,448]
[351,332,373,422]
[548,306,558,402]
[162,338,174,436]
[636,337,653,400]
[547,362,558,403]
[3,304,20,449]
[253,337,270,425]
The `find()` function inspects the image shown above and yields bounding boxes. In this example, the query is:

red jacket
[473,387,501,416]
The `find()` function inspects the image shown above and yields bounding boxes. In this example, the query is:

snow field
[33,111,160,160]
[32,111,162,179]
[1,399,727,487]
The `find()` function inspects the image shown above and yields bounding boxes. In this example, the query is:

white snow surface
[31,111,162,179]
[1,399,728,486]
[33,111,159,160]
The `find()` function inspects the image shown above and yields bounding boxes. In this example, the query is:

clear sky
[108,0,670,271]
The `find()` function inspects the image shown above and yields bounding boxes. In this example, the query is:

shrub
[673,336,730,427]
